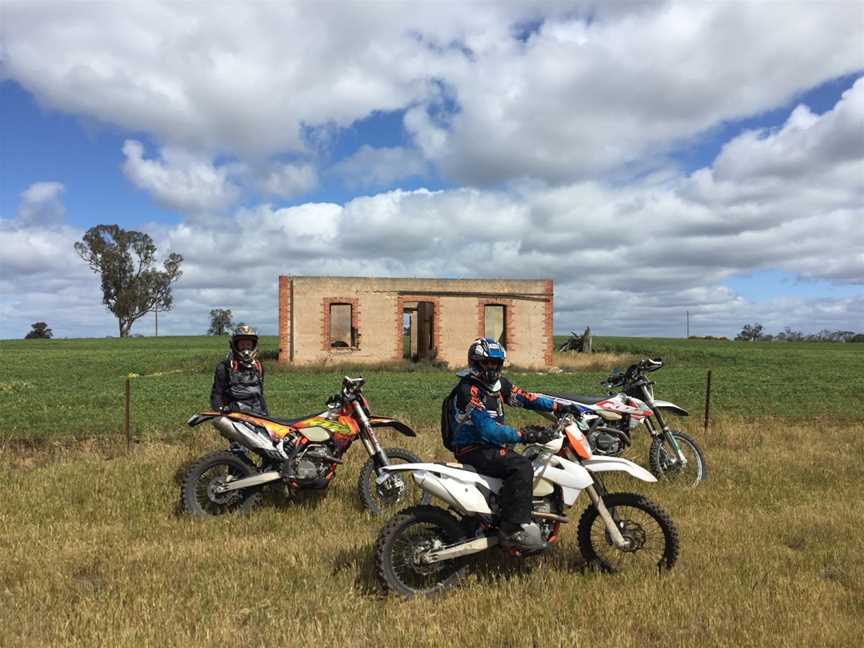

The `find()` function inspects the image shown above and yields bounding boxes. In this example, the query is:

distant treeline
[731,324,864,343]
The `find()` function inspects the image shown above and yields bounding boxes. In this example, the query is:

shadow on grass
[170,478,330,519]
[331,535,592,601]
[331,543,381,597]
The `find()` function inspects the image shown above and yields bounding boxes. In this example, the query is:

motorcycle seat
[232,412,322,427]
[437,462,478,473]
[547,392,608,405]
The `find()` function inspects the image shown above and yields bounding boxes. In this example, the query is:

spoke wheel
[577,492,678,574]
[358,447,431,515]
[181,451,262,516]
[375,506,468,598]
[649,431,708,487]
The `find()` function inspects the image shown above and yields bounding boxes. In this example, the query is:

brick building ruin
[278,276,553,369]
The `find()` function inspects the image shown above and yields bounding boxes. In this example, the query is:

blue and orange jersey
[448,376,558,450]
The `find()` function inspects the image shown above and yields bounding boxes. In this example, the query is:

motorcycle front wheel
[180,450,263,516]
[648,430,708,486]
[357,447,431,515]
[374,505,468,598]
[577,492,678,574]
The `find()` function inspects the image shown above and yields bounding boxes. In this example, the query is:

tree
[776,326,803,342]
[24,322,53,339]
[735,322,764,342]
[74,225,183,337]
[208,309,234,335]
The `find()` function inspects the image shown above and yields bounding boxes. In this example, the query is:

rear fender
[653,400,689,416]
[368,416,417,437]
[382,463,500,514]
[381,463,502,490]
[187,412,220,427]
[581,456,657,483]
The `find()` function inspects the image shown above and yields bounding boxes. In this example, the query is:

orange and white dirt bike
[373,414,679,598]
[181,377,430,516]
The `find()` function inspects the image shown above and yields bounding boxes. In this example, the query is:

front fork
[643,388,687,466]
[353,401,390,475]
[586,484,630,549]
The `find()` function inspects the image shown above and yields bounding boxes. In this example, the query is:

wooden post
[124,376,132,450]
[703,369,712,434]
[583,326,592,353]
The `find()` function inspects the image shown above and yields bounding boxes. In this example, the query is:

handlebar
[326,376,366,408]
[603,358,663,389]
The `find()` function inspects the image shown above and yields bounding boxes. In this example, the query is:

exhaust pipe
[212,416,275,453]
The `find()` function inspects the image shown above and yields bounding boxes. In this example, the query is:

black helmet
[467,337,507,388]
[230,324,259,365]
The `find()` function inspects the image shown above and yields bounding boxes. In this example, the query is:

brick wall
[544,279,554,366]
[279,276,552,368]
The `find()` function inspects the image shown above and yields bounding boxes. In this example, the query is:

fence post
[124,376,132,450]
[703,369,712,434]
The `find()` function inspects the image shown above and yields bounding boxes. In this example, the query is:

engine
[284,442,338,488]
[586,426,631,457]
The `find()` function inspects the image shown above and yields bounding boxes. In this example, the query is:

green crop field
[2,336,863,646]
[2,335,862,441]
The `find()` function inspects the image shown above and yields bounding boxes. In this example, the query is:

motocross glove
[555,402,582,418]
[520,425,556,445]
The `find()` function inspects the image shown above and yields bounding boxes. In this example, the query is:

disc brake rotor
[411,537,444,575]
[377,475,405,501]
[602,517,647,552]
[617,519,647,552]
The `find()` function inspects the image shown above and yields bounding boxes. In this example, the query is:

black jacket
[210,357,268,415]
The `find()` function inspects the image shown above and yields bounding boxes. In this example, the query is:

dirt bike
[373,413,679,598]
[542,358,707,487]
[181,376,430,516]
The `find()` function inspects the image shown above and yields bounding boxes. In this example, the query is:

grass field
[2,336,863,646]
[2,335,863,440]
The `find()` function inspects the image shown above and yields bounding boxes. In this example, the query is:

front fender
[368,416,417,437]
[582,456,657,483]
[653,400,688,416]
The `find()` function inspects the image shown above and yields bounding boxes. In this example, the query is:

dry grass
[551,351,637,372]
[2,417,862,647]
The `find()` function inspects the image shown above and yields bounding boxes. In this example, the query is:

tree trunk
[119,319,132,337]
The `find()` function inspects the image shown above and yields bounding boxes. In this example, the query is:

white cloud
[332,146,428,188]
[122,140,240,213]
[4,2,861,186]
[15,182,66,226]
[259,162,318,198]
[410,3,864,184]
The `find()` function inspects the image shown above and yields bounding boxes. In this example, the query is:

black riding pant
[456,446,533,531]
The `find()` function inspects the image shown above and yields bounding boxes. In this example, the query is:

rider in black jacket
[210,325,269,416]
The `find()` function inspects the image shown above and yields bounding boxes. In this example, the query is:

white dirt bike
[374,414,679,598]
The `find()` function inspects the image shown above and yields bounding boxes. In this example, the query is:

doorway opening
[402,301,436,361]
[484,304,507,347]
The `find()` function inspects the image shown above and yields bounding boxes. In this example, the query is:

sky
[1,1,863,340]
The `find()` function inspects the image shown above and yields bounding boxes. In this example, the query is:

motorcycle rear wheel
[577,492,678,574]
[648,430,707,487]
[374,505,468,598]
[180,450,263,516]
